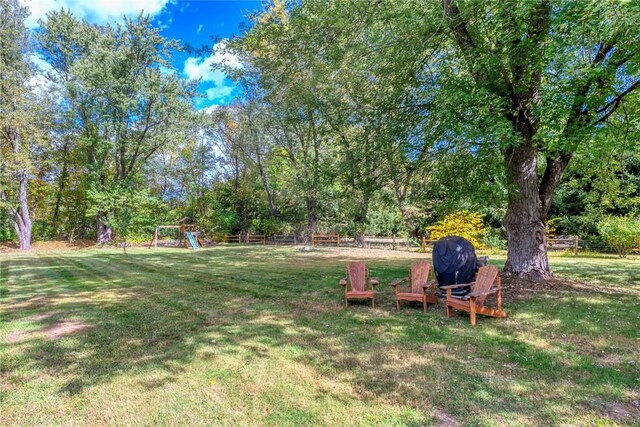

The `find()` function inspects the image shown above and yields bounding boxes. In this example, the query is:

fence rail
[547,236,581,255]
[311,233,340,246]
[225,234,241,243]
[246,234,267,244]
[272,234,296,245]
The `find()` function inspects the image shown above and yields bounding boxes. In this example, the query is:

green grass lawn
[1,247,639,426]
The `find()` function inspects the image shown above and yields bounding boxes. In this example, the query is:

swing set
[149,223,204,249]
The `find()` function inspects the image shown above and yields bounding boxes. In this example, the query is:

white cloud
[182,41,241,86]
[205,85,233,100]
[21,0,173,28]
[183,41,240,104]
[196,24,203,34]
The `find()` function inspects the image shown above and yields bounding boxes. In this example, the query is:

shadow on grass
[2,247,639,425]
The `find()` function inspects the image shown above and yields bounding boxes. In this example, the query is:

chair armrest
[390,277,409,287]
[339,279,347,287]
[470,288,498,298]
[422,279,436,289]
[440,282,474,290]
[370,278,379,287]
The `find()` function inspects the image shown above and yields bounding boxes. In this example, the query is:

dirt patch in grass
[431,409,460,426]
[596,354,622,366]
[6,317,92,343]
[43,320,92,340]
[590,400,640,422]
[500,276,636,301]
[500,277,568,301]
[6,330,29,344]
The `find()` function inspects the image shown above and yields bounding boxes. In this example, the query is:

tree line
[1,0,639,279]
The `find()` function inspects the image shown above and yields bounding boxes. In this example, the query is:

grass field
[1,246,639,426]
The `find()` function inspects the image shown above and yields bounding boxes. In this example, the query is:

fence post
[337,233,340,247]
[421,236,426,253]
[574,235,579,256]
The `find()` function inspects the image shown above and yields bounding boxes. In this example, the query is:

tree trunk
[306,195,318,235]
[394,182,417,237]
[52,140,70,227]
[16,169,32,250]
[7,128,32,251]
[502,140,551,280]
[97,212,112,244]
[257,160,278,219]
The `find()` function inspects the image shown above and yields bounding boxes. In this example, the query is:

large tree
[38,11,194,243]
[0,0,51,250]
[439,0,640,278]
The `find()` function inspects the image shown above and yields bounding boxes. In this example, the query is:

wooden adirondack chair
[441,265,506,326]
[339,261,379,308]
[390,260,437,312]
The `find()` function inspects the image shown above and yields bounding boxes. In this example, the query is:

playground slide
[185,231,200,249]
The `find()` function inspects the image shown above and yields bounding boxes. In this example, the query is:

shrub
[482,228,507,249]
[427,211,488,248]
[0,223,14,242]
[597,215,640,258]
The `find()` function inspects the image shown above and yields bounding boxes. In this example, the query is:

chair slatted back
[474,265,498,306]
[410,260,431,294]
[347,261,367,292]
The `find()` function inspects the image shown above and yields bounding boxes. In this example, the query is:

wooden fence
[547,236,581,255]
[224,234,241,243]
[272,235,296,245]
[246,234,267,244]
[311,233,340,246]
[223,234,268,244]
[222,233,582,254]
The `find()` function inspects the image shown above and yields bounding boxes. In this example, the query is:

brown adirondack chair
[390,260,437,312]
[441,265,506,326]
[339,261,379,308]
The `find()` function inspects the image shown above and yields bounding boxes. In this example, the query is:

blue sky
[22,0,264,110]
[153,1,263,110]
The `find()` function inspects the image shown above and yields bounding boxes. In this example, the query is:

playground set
[149,220,204,250]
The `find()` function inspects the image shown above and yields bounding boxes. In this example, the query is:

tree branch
[539,153,572,216]
[593,80,640,125]
[441,0,483,84]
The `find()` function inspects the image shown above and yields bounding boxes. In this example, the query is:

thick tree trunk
[16,170,32,250]
[353,200,368,245]
[7,129,32,251]
[502,140,551,280]
[97,212,112,244]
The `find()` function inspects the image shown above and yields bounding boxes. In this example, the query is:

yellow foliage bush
[427,211,488,248]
